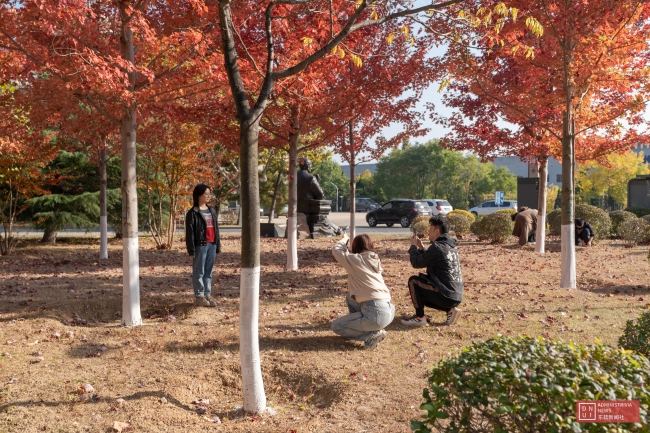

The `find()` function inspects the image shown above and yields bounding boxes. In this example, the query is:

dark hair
[351,234,374,254]
[511,212,518,221]
[518,206,529,212]
[575,218,585,227]
[192,184,211,207]
[429,215,450,234]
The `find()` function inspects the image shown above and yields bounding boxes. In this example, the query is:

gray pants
[331,293,395,346]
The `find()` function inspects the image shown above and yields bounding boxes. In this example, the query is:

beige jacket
[332,236,391,303]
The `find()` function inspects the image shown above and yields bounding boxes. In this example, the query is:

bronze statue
[296,157,346,238]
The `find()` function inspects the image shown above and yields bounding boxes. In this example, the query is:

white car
[468,200,518,216]
[422,199,453,216]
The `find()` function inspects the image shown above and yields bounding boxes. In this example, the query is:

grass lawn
[1,234,649,432]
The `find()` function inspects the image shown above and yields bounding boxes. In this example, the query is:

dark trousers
[575,229,591,246]
[408,274,460,317]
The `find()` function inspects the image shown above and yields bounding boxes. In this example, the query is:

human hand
[411,234,419,246]
[416,238,424,250]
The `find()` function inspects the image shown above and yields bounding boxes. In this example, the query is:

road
[11,211,412,238]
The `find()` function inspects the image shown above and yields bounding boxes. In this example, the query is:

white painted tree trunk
[119,22,142,326]
[560,112,576,289]
[535,157,548,254]
[286,129,298,271]
[239,266,265,411]
[349,160,356,241]
[348,123,356,241]
[238,122,266,413]
[99,144,108,260]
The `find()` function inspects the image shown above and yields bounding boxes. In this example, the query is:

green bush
[470,212,513,244]
[449,209,475,223]
[620,310,650,356]
[625,207,650,218]
[618,217,649,247]
[470,217,489,241]
[446,213,471,237]
[546,209,562,235]
[610,210,637,237]
[576,204,611,240]
[412,336,650,433]
[496,208,517,216]
[410,216,430,238]
[642,215,650,243]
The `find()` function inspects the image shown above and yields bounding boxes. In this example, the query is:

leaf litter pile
[1,235,649,432]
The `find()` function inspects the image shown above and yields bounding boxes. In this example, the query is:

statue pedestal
[307,199,343,238]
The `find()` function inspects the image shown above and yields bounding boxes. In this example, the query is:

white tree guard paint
[239,267,266,413]
[99,216,108,259]
[122,237,142,326]
[286,216,298,271]
[560,224,576,289]
[349,211,355,241]
[535,211,546,254]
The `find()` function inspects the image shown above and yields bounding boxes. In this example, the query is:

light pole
[329,182,338,212]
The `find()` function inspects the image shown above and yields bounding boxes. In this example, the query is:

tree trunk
[238,122,266,413]
[41,227,57,244]
[535,156,548,254]
[560,112,576,288]
[286,118,299,271]
[348,122,356,241]
[268,170,282,224]
[99,139,108,260]
[119,18,142,326]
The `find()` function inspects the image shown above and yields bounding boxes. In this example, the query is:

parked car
[366,199,430,228]
[422,199,453,215]
[263,205,288,218]
[468,200,518,216]
[355,197,379,212]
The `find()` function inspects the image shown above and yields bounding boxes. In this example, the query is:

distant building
[493,144,650,188]
[340,163,377,178]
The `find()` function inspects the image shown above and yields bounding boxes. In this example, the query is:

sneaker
[365,330,387,349]
[400,315,428,327]
[194,296,210,307]
[445,307,461,326]
[205,296,217,307]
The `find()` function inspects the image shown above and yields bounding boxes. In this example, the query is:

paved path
[11,211,412,238]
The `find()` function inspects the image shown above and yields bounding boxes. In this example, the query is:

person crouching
[331,233,395,349]
[401,215,464,327]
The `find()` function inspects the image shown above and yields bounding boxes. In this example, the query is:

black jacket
[409,233,464,301]
[185,206,221,256]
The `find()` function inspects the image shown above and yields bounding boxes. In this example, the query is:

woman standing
[185,184,221,307]
[331,232,395,349]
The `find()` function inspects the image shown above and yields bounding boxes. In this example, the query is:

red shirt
[201,209,215,243]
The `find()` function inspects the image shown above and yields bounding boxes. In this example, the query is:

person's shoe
[205,296,217,307]
[400,315,428,327]
[194,296,210,307]
[445,307,461,326]
[365,330,387,349]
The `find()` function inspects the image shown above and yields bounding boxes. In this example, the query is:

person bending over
[402,215,464,327]
[512,206,538,246]
[331,233,395,349]
[575,218,594,247]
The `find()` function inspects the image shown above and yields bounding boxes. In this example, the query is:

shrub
[446,213,471,237]
[625,207,650,218]
[619,310,650,356]
[448,209,475,223]
[610,210,637,237]
[410,216,430,237]
[576,204,611,240]
[642,215,650,243]
[496,208,517,216]
[618,217,649,247]
[411,336,650,433]
[470,212,513,244]
[546,208,562,235]
[470,217,489,241]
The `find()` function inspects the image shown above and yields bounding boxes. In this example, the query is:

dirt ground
[1,234,649,433]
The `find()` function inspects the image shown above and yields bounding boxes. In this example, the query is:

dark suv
[366,199,430,228]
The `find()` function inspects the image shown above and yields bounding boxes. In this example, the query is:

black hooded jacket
[185,206,221,256]
[408,233,464,301]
